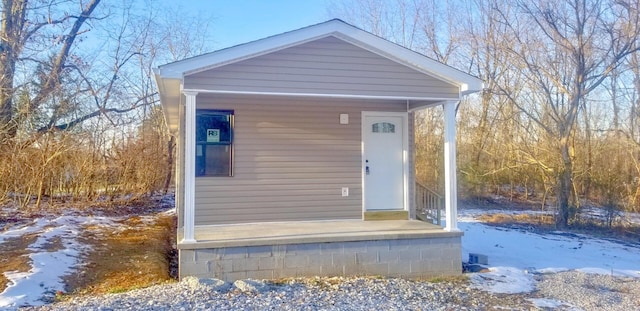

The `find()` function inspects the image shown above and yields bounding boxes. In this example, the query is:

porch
[178,219,463,281]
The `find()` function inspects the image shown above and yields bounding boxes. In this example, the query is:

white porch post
[443,101,459,232]
[182,91,198,243]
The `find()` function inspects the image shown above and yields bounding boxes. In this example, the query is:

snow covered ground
[0,205,639,309]
[0,215,118,308]
[460,209,640,309]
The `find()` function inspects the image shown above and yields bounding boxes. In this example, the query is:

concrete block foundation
[179,236,462,281]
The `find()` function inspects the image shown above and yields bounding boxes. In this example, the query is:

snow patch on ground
[0,219,49,244]
[161,208,176,216]
[527,298,578,310]
[461,210,640,295]
[469,266,535,294]
[536,267,571,274]
[0,215,115,309]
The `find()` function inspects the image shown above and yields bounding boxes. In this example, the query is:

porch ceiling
[178,220,462,250]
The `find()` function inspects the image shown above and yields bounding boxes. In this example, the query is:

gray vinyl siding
[193,94,406,225]
[184,36,459,99]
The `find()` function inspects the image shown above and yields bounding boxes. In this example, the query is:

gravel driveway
[26,271,640,311]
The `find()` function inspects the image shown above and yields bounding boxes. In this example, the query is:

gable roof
[154,19,483,132]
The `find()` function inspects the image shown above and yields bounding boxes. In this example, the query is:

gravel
[533,271,640,310]
[22,270,640,311]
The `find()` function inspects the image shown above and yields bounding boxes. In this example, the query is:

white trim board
[182,88,459,102]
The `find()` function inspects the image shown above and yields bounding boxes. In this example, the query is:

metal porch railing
[415,181,443,225]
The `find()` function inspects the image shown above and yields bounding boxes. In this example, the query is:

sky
[166,0,334,50]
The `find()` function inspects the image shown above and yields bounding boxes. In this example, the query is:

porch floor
[178,220,462,249]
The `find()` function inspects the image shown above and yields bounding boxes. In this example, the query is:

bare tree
[0,0,213,206]
[490,0,640,227]
[0,0,101,141]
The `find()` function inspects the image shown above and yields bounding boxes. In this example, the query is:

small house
[154,19,482,281]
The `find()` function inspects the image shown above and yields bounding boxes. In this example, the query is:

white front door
[363,112,407,211]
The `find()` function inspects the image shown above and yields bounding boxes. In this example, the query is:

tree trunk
[582,104,592,201]
[557,137,574,228]
[0,0,27,140]
[163,135,176,195]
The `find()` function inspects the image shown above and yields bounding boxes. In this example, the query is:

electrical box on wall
[342,187,349,197]
[340,114,349,124]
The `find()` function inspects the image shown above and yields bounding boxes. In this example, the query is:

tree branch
[27,0,101,112]
[37,93,158,134]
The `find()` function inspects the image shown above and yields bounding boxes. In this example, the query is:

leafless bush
[0,108,172,209]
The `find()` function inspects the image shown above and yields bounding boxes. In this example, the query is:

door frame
[361,111,409,214]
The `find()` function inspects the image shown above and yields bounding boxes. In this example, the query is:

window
[372,122,395,133]
[195,110,233,177]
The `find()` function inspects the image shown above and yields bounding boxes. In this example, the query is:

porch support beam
[443,101,459,232]
[182,90,198,243]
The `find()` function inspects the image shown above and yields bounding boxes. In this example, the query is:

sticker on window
[207,129,220,142]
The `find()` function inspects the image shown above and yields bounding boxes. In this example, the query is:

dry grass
[567,219,640,243]
[62,214,177,296]
[477,213,555,226]
[477,212,640,244]
[425,275,469,284]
